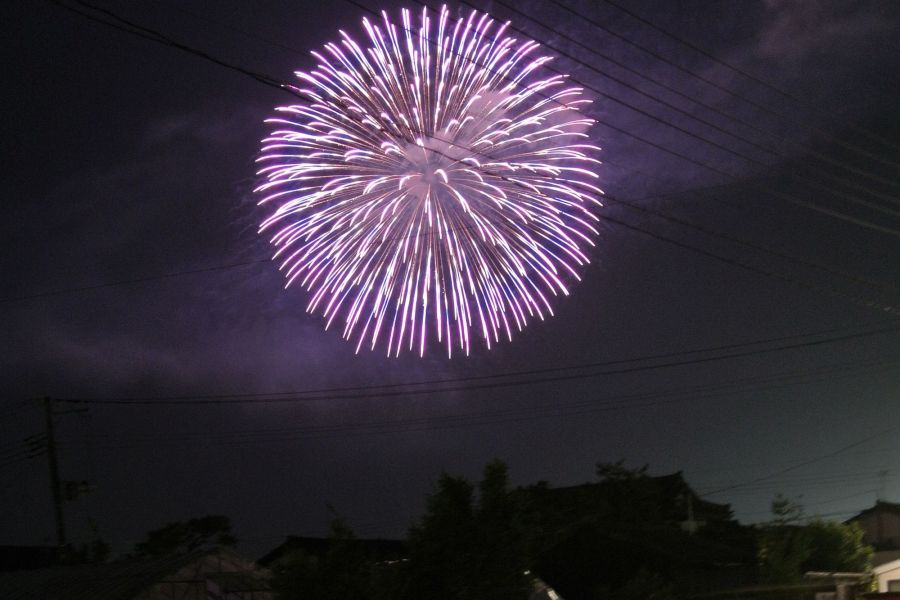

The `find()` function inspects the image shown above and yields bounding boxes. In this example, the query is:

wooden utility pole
[43,397,66,547]
[877,470,888,546]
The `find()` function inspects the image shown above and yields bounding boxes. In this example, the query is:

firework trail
[256,4,602,357]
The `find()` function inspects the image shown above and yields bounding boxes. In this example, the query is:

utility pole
[43,397,66,547]
[687,493,696,534]
[877,469,887,547]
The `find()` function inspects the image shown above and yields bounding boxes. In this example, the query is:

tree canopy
[757,495,872,583]
[132,514,236,559]
[404,459,530,600]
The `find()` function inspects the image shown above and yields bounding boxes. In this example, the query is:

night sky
[2,0,898,559]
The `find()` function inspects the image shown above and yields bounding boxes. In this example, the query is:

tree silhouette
[132,515,236,559]
[405,459,530,600]
[757,496,873,583]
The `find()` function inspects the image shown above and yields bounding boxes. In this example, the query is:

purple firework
[256,5,602,357]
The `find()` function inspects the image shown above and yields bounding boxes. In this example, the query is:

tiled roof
[258,536,406,566]
[0,551,198,600]
[848,501,900,521]
[537,471,733,521]
[0,547,270,600]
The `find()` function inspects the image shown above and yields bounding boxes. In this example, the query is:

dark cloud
[756,0,897,62]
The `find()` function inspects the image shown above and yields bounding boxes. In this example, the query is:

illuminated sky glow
[256,5,602,357]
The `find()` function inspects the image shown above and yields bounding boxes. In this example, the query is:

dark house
[514,470,757,598]
[847,500,900,551]
[532,470,734,532]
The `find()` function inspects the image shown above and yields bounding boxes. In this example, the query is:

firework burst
[256,5,602,357]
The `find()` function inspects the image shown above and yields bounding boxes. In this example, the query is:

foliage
[757,495,873,583]
[770,494,804,526]
[596,460,649,482]
[803,519,872,573]
[272,460,766,600]
[270,548,319,600]
[523,461,758,599]
[404,459,530,600]
[594,460,662,524]
[274,462,530,600]
[405,472,476,598]
[757,495,809,583]
[132,514,236,559]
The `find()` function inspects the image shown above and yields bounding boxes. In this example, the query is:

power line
[598,158,899,265]
[689,447,900,477]
[593,121,900,239]
[797,509,864,520]
[151,0,900,206]
[62,0,900,250]
[700,423,900,497]
[598,210,900,315]
[709,474,897,497]
[0,259,267,304]
[51,325,899,406]
[52,326,897,402]
[47,0,291,94]
[741,492,878,520]
[390,0,900,233]
[476,0,900,197]
[42,0,900,316]
[452,0,900,216]
[9,176,894,312]
[719,472,896,489]
[552,0,900,168]
[54,359,894,449]
[147,0,309,59]
[149,0,900,310]
[603,195,897,294]
[404,0,900,238]
[595,0,900,153]
[58,0,900,240]
[73,362,892,437]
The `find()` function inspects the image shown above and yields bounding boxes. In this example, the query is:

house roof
[257,536,406,567]
[874,557,900,575]
[0,551,200,600]
[0,546,268,600]
[847,501,900,523]
[874,551,900,568]
[537,470,733,522]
